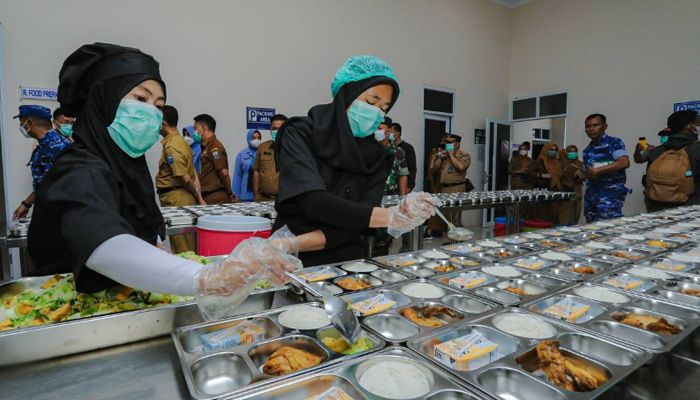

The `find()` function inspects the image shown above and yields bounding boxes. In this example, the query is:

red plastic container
[523,219,554,231]
[494,223,506,237]
[197,215,272,256]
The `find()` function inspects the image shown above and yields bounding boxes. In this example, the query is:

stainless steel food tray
[540,257,624,283]
[234,346,486,400]
[432,265,572,306]
[407,308,652,400]
[589,246,654,264]
[290,259,414,298]
[373,252,429,268]
[396,257,483,279]
[441,242,490,256]
[171,302,385,400]
[0,274,285,367]
[524,283,700,354]
[353,279,499,345]
[481,245,533,261]
[535,236,578,249]
[593,267,700,311]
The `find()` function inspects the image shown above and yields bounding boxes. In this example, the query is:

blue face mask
[546,150,557,158]
[107,99,163,158]
[347,100,384,138]
[58,124,73,137]
[660,135,669,144]
[271,130,278,142]
[445,143,455,152]
[566,152,578,160]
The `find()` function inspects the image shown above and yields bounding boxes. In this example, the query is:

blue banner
[673,100,700,113]
[246,107,276,130]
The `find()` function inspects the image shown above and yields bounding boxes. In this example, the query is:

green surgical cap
[330,55,397,97]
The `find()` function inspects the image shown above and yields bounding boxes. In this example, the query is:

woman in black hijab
[273,56,438,266]
[28,44,294,306]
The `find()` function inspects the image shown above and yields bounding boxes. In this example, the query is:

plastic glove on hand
[387,192,440,238]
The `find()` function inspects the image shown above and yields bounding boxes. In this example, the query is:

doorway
[423,115,451,192]
[482,119,512,227]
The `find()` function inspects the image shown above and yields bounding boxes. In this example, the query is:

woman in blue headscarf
[233,129,261,201]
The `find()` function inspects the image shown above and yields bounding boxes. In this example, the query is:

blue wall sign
[246,107,276,130]
[674,100,700,113]
[20,86,58,101]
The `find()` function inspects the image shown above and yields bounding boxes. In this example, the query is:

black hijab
[281,75,399,176]
[57,43,166,238]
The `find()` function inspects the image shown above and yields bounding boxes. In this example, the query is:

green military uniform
[156,131,197,253]
[253,140,278,201]
[440,150,471,193]
[200,134,231,204]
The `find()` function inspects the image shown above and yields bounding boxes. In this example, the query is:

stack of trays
[433,265,570,306]
[160,207,197,226]
[407,308,651,400]
[171,302,385,400]
[349,279,498,344]
[524,283,700,355]
[234,347,483,400]
[290,259,413,298]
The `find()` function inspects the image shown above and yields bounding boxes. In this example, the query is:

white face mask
[19,121,32,139]
[249,138,261,148]
[373,129,385,142]
[518,149,527,156]
[184,136,194,146]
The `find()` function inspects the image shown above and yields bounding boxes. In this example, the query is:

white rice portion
[277,306,330,330]
[342,261,378,273]
[358,360,431,399]
[481,265,522,277]
[573,286,630,303]
[492,313,557,339]
[478,240,502,248]
[540,251,573,261]
[400,282,445,298]
[421,250,449,259]
[627,267,672,280]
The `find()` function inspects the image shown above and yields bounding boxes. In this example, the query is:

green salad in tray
[0,274,191,332]
[177,251,271,290]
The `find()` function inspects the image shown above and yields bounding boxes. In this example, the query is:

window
[511,91,568,121]
[424,89,454,114]
[512,98,537,120]
[539,93,567,117]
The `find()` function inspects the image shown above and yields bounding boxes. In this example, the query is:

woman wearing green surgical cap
[559,144,584,224]
[272,55,439,267]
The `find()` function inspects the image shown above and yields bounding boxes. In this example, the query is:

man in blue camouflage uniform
[582,113,630,222]
[12,105,70,219]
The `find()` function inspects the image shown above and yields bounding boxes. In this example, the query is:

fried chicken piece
[433,265,458,273]
[262,346,323,376]
[399,308,445,327]
[504,286,528,296]
[621,314,680,335]
[565,358,602,391]
[682,289,700,297]
[536,340,574,391]
[336,278,372,291]
[571,266,597,275]
[0,319,12,330]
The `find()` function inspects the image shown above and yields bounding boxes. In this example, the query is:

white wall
[0,0,512,227]
[510,0,700,216]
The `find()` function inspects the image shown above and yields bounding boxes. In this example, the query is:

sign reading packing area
[20,86,58,101]
[246,107,276,130]
[673,100,700,113]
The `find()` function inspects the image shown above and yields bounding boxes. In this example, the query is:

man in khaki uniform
[253,114,287,201]
[194,114,236,204]
[156,106,204,253]
[433,134,471,193]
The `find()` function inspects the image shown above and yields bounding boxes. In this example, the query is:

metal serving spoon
[434,206,474,242]
[285,272,362,343]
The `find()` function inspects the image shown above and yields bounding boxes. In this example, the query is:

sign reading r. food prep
[674,100,700,113]
[246,107,276,130]
[20,86,58,101]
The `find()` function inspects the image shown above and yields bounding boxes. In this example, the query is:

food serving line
[4,201,700,399]
[0,189,574,278]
